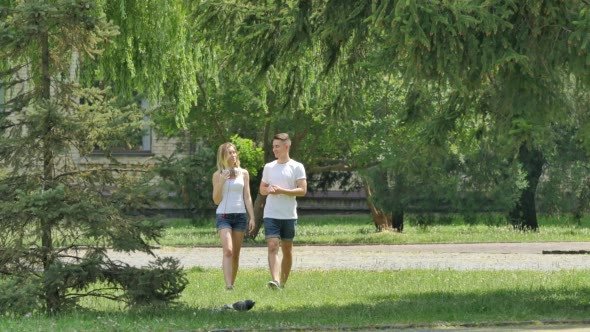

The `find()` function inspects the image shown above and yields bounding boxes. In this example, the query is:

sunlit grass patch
[2,269,590,331]
[154,214,590,247]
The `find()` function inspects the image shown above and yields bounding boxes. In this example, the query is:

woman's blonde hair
[216,142,240,173]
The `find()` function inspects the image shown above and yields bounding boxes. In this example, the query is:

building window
[129,115,152,153]
[91,97,153,156]
[139,99,152,152]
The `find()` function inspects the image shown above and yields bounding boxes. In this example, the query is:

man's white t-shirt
[261,159,306,219]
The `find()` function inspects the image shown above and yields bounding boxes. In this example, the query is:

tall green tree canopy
[194,0,590,229]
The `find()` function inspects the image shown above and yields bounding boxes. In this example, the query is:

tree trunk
[40,28,59,312]
[508,144,544,231]
[390,173,404,232]
[247,89,275,241]
[41,28,53,266]
[572,176,590,225]
[391,209,404,232]
[247,193,267,240]
[366,197,391,231]
[363,174,403,232]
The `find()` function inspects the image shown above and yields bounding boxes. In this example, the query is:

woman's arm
[212,171,227,205]
[242,170,256,232]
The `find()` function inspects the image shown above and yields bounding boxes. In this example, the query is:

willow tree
[82,0,199,127]
[195,0,590,230]
[148,0,384,237]
[0,0,186,313]
[87,1,390,234]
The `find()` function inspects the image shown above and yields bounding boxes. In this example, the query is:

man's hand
[266,184,277,194]
[268,185,283,194]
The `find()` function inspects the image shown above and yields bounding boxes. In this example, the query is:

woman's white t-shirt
[216,171,247,214]
[261,159,306,219]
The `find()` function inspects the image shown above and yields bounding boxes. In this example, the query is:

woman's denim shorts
[216,213,248,232]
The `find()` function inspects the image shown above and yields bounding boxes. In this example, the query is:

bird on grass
[221,299,255,311]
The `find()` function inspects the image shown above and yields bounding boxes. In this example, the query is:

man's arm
[259,165,271,196]
[270,178,307,197]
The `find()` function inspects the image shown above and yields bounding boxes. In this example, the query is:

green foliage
[0,0,186,313]
[193,0,590,231]
[0,277,41,316]
[4,254,189,313]
[537,161,590,219]
[407,214,457,228]
[89,0,198,125]
[408,214,436,229]
[230,135,263,177]
[153,135,262,220]
[182,0,384,179]
[535,88,590,220]
[108,257,188,307]
[154,147,216,219]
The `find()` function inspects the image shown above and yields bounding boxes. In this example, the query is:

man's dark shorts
[264,218,297,241]
[216,213,247,232]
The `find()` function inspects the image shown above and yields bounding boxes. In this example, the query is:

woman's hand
[219,169,231,183]
[212,170,230,205]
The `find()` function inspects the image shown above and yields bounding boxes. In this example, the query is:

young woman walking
[212,142,255,290]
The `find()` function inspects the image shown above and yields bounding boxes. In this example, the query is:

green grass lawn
[3,214,588,331]
[2,269,589,331]
[156,214,590,247]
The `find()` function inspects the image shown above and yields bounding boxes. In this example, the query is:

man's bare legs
[280,240,293,285]
[267,237,280,284]
[267,237,293,287]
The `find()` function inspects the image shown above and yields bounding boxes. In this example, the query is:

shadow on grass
[55,286,590,330]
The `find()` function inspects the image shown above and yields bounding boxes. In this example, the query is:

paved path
[106,242,590,271]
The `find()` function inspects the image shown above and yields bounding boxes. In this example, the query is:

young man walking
[259,133,307,289]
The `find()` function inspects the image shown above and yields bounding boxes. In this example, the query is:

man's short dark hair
[273,133,291,144]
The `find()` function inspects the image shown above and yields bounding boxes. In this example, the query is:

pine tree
[0,0,186,313]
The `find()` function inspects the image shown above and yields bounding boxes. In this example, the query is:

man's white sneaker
[267,280,280,289]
